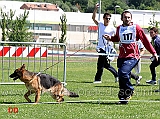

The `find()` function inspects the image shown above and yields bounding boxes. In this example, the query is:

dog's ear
[20,64,25,70]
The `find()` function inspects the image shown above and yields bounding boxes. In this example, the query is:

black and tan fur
[9,64,79,103]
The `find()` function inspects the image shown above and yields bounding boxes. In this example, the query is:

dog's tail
[63,88,79,97]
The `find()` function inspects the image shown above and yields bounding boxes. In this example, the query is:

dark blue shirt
[153,35,160,55]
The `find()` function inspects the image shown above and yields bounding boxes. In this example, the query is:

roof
[20,3,59,11]
[128,9,160,14]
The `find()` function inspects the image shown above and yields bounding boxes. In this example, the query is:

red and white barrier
[0,46,47,57]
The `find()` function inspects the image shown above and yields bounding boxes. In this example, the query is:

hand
[93,3,99,11]
[95,3,100,8]
[153,54,158,61]
[103,34,111,40]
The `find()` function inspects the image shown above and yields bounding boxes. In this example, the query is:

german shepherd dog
[9,64,79,103]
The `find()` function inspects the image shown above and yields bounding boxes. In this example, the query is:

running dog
[9,64,79,103]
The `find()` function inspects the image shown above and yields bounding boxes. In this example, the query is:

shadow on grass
[0,101,16,104]
[80,81,93,83]
[153,89,160,92]
[0,101,27,104]
[66,80,93,83]
[63,101,118,105]
[94,85,118,88]
[0,101,119,105]
[41,101,119,105]
[1,93,24,96]
[155,99,160,101]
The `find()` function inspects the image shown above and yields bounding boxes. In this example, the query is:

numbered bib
[119,25,136,44]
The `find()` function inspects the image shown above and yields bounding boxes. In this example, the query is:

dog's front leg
[35,89,41,103]
[24,91,32,103]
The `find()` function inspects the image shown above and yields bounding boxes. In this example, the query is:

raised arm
[92,4,99,25]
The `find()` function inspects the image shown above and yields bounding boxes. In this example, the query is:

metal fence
[0,41,67,85]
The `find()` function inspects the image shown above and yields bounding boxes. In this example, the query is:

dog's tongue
[13,76,19,80]
[13,78,17,80]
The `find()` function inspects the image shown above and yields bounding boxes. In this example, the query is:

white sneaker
[115,77,119,83]
[93,81,102,83]
[146,80,157,85]
[136,76,142,86]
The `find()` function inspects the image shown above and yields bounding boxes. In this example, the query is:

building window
[39,26,45,30]
[46,26,52,30]
[34,33,51,36]
[34,26,39,30]
[76,27,80,32]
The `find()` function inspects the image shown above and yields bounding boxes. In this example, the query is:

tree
[0,9,7,41]
[59,13,67,48]
[148,13,160,31]
[0,9,33,45]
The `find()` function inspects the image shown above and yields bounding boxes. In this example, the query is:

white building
[0,1,159,45]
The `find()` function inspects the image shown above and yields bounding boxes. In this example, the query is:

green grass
[0,57,160,119]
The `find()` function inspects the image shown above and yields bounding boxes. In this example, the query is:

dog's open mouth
[9,74,19,80]
[13,76,19,80]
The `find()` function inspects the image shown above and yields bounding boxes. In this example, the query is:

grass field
[0,57,160,119]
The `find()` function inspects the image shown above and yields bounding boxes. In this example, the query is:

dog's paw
[57,98,64,102]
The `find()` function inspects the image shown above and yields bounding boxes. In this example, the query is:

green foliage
[148,13,160,31]
[0,10,7,41]
[59,14,67,47]
[0,9,33,45]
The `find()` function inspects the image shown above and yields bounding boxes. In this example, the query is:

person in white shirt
[92,4,118,83]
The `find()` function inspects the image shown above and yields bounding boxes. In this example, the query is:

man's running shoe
[118,98,128,104]
[146,80,157,85]
[93,81,102,83]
